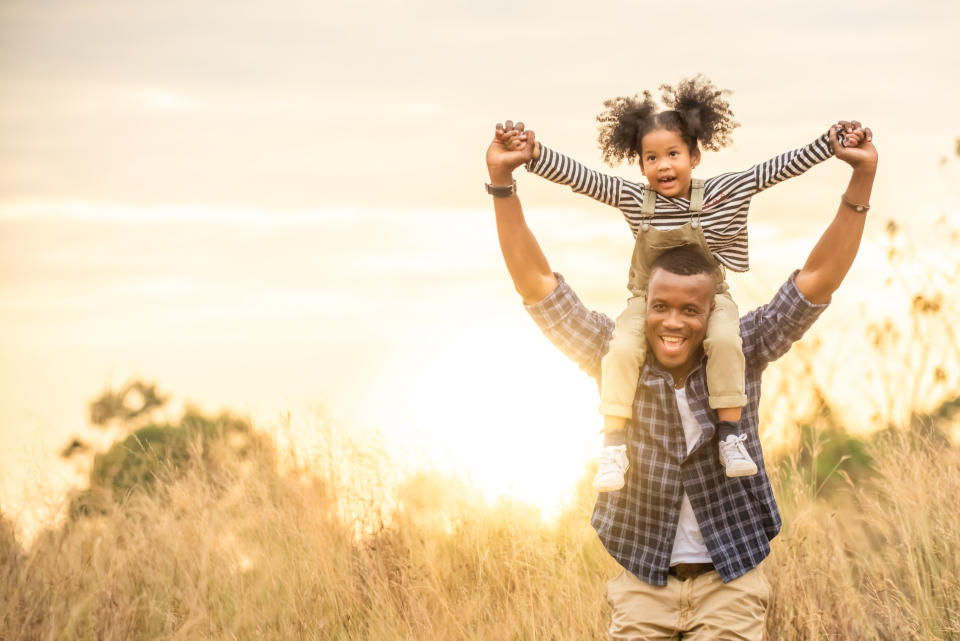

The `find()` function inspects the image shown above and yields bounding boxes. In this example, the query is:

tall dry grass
[2,406,957,640]
[3,222,959,640]
[767,427,960,640]
[1,426,616,641]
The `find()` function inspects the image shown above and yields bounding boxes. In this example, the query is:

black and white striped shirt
[526,132,835,272]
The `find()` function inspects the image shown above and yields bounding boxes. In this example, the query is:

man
[484,120,877,639]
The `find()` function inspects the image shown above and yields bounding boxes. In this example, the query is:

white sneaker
[719,434,758,477]
[593,444,629,492]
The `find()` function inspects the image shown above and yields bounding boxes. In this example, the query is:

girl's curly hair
[597,75,739,166]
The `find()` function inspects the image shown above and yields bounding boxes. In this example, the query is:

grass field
[3,226,959,640]
[1,400,958,640]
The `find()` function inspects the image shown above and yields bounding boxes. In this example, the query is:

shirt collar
[641,348,707,387]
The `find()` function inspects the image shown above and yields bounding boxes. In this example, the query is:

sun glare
[365,322,601,518]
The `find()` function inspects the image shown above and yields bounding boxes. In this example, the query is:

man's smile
[659,335,687,354]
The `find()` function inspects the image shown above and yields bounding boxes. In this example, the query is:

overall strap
[641,184,658,216]
[689,178,705,213]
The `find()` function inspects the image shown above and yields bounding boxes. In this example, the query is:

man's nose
[663,310,683,328]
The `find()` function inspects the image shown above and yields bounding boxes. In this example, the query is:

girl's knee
[608,330,647,354]
[703,332,742,358]
[603,343,646,367]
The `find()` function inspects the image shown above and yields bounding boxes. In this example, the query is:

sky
[1,0,958,211]
[1,0,959,532]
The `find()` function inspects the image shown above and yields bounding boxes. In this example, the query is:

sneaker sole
[724,463,758,477]
[593,478,626,492]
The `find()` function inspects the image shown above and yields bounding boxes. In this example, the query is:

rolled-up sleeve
[740,270,830,367]
[524,273,615,381]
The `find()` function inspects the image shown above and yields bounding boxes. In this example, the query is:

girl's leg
[716,407,742,423]
[703,290,746,412]
[704,290,756,477]
[595,295,647,491]
[600,295,648,425]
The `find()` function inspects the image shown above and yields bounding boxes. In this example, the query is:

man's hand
[495,120,541,157]
[485,120,558,304]
[486,120,539,183]
[830,121,878,170]
[795,121,877,304]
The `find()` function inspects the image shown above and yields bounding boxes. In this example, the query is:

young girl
[499,75,854,492]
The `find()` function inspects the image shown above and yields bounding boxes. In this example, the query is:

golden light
[358,322,602,518]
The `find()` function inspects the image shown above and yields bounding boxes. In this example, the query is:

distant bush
[68,408,275,519]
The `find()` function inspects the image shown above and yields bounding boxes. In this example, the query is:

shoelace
[721,434,750,460]
[599,447,626,468]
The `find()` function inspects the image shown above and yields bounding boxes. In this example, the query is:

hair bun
[596,91,657,166]
[660,75,738,151]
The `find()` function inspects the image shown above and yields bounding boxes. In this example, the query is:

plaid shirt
[525,271,828,585]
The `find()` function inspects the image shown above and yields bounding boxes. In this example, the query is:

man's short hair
[649,245,716,279]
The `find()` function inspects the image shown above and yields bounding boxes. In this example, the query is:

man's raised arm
[486,122,558,304]
[794,122,878,304]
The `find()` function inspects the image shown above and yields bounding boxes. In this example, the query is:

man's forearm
[795,164,876,304]
[490,168,558,305]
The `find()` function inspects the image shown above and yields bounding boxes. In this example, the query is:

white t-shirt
[670,387,713,564]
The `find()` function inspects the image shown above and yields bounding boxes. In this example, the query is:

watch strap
[485,180,517,197]
[840,193,870,213]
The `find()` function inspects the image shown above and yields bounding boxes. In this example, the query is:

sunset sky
[1,0,958,527]
[1,0,958,210]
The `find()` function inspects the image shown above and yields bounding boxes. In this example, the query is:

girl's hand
[834,120,869,147]
[494,121,527,150]
[830,122,877,170]
[486,120,538,181]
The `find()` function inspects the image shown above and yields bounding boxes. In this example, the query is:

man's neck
[669,368,691,390]
[645,349,705,389]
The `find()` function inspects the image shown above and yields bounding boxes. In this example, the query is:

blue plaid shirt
[525,271,828,585]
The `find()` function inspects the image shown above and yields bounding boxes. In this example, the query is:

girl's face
[639,128,701,199]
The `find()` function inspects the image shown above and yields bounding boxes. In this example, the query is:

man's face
[645,267,715,382]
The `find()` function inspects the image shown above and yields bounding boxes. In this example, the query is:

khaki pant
[605,565,770,640]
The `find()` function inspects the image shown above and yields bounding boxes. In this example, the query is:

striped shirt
[525,271,828,585]
[526,132,834,272]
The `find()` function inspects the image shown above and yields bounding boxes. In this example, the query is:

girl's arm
[751,127,836,193]
[498,124,625,208]
[526,143,624,208]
